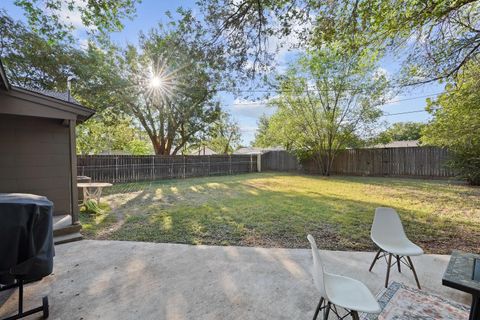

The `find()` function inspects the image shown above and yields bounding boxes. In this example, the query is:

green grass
[79,173,480,254]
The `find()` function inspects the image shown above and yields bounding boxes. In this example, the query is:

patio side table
[442,251,480,320]
[77,182,112,205]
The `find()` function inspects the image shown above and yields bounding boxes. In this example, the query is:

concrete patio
[0,240,470,320]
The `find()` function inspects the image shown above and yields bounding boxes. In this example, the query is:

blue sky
[2,0,444,145]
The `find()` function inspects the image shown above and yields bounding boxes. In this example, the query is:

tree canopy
[196,0,480,84]
[262,45,388,175]
[14,0,140,41]
[76,113,152,155]
[422,61,480,185]
[114,17,226,155]
[373,122,426,144]
[204,111,241,154]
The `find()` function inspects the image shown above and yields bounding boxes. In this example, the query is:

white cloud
[239,125,257,134]
[78,38,89,50]
[231,98,277,118]
[54,0,86,28]
[47,0,97,32]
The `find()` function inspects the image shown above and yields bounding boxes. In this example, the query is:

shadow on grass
[82,174,480,254]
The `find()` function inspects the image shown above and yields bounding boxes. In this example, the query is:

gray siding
[0,114,71,215]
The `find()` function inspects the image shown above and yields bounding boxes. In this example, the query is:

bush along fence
[77,154,260,183]
[263,147,454,178]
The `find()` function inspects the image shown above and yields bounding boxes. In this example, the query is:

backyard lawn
[80,173,480,254]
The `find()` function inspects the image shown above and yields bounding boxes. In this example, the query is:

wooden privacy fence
[261,150,301,171]
[77,147,453,182]
[302,147,454,177]
[77,154,259,183]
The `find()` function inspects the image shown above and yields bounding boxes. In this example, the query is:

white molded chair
[369,207,424,289]
[307,234,380,320]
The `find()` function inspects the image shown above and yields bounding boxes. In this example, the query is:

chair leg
[385,253,392,288]
[396,255,401,273]
[323,302,331,319]
[369,249,382,272]
[313,297,324,320]
[351,311,360,320]
[407,256,421,290]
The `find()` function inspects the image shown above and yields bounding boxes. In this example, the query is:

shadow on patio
[0,240,471,319]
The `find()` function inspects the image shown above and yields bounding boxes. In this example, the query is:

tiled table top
[443,250,480,295]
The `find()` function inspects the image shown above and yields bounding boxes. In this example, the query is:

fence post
[151,156,155,181]
[257,154,261,172]
[183,156,186,179]
[229,155,232,175]
[208,156,211,176]
[250,155,253,172]
[115,156,119,183]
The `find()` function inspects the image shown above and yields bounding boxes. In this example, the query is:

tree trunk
[150,135,171,155]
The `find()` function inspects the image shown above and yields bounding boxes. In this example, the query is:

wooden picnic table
[77,182,112,205]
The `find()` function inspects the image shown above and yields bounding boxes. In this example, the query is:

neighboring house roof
[191,146,217,155]
[0,58,94,122]
[233,147,285,155]
[373,140,420,148]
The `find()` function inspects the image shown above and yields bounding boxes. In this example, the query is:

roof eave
[10,86,95,123]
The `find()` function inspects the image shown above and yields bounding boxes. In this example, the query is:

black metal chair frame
[369,248,421,289]
[0,278,49,320]
[312,297,360,320]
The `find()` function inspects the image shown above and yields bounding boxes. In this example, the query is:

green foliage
[14,0,140,42]
[115,15,226,155]
[264,45,388,174]
[0,11,126,115]
[82,199,102,215]
[76,112,152,155]
[197,0,480,84]
[252,114,275,147]
[374,122,426,144]
[314,0,480,84]
[205,111,241,154]
[0,10,81,89]
[422,61,480,185]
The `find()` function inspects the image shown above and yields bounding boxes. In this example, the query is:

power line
[382,109,431,117]
[214,82,442,93]
[221,92,442,109]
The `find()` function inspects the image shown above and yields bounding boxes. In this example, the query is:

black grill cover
[0,193,55,285]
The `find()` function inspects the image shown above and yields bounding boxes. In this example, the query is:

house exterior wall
[0,114,72,215]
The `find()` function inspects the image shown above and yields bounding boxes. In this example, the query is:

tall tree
[267,46,388,175]
[116,18,225,155]
[422,61,480,185]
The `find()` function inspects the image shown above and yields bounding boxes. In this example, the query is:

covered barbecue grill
[0,193,55,319]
